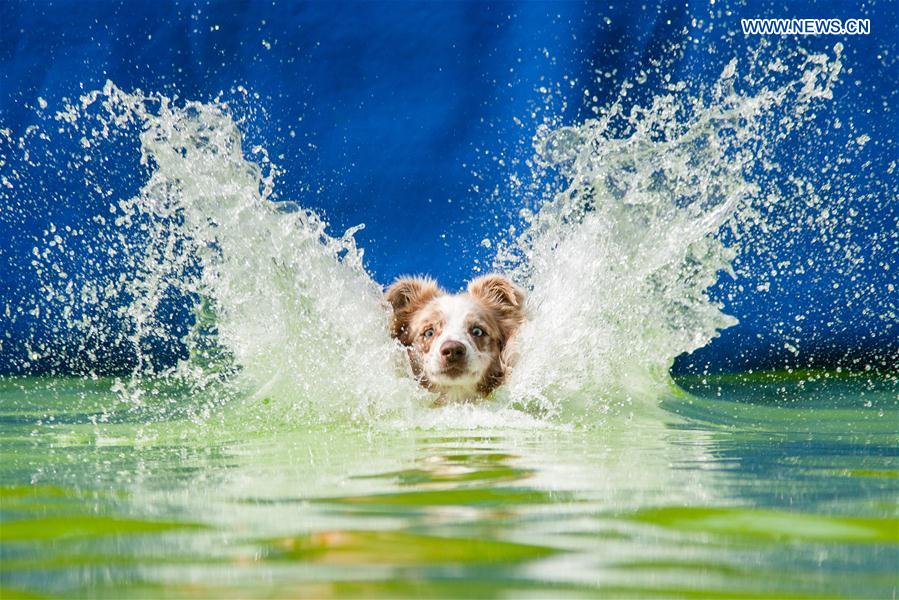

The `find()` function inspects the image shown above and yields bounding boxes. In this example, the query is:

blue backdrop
[1,0,896,375]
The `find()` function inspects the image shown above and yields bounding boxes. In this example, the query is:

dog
[386,274,526,402]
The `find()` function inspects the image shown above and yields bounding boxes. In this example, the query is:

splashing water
[41,83,425,426]
[494,48,846,419]
[8,46,850,428]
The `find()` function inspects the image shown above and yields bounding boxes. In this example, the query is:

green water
[1,372,897,599]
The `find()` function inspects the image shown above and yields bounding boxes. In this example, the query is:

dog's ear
[385,276,442,343]
[467,274,526,323]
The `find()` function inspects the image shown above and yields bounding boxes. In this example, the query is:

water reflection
[1,378,897,598]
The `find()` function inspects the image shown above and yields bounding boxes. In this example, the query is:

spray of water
[6,45,850,428]
[496,49,844,418]
[41,83,425,426]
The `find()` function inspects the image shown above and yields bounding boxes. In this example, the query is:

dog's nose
[440,340,466,362]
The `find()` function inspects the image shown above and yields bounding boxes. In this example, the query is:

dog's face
[386,275,525,400]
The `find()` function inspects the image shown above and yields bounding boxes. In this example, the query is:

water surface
[2,372,896,598]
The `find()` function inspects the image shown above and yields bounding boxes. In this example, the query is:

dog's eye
[423,329,434,338]
[471,326,485,337]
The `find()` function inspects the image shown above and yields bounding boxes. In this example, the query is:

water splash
[6,45,857,428]
[38,83,425,426]
[495,48,845,419]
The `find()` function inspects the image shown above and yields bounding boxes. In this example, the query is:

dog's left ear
[467,274,526,323]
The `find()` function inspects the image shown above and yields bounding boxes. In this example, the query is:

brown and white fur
[386,274,526,402]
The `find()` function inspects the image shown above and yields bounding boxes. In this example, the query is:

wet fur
[386,274,525,400]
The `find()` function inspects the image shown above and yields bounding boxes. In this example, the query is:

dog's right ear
[385,277,442,343]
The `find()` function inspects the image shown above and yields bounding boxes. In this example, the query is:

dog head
[386,274,526,400]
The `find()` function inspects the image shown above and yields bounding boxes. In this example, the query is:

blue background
[1,0,896,375]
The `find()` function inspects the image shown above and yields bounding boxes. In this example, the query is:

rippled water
[1,373,896,598]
